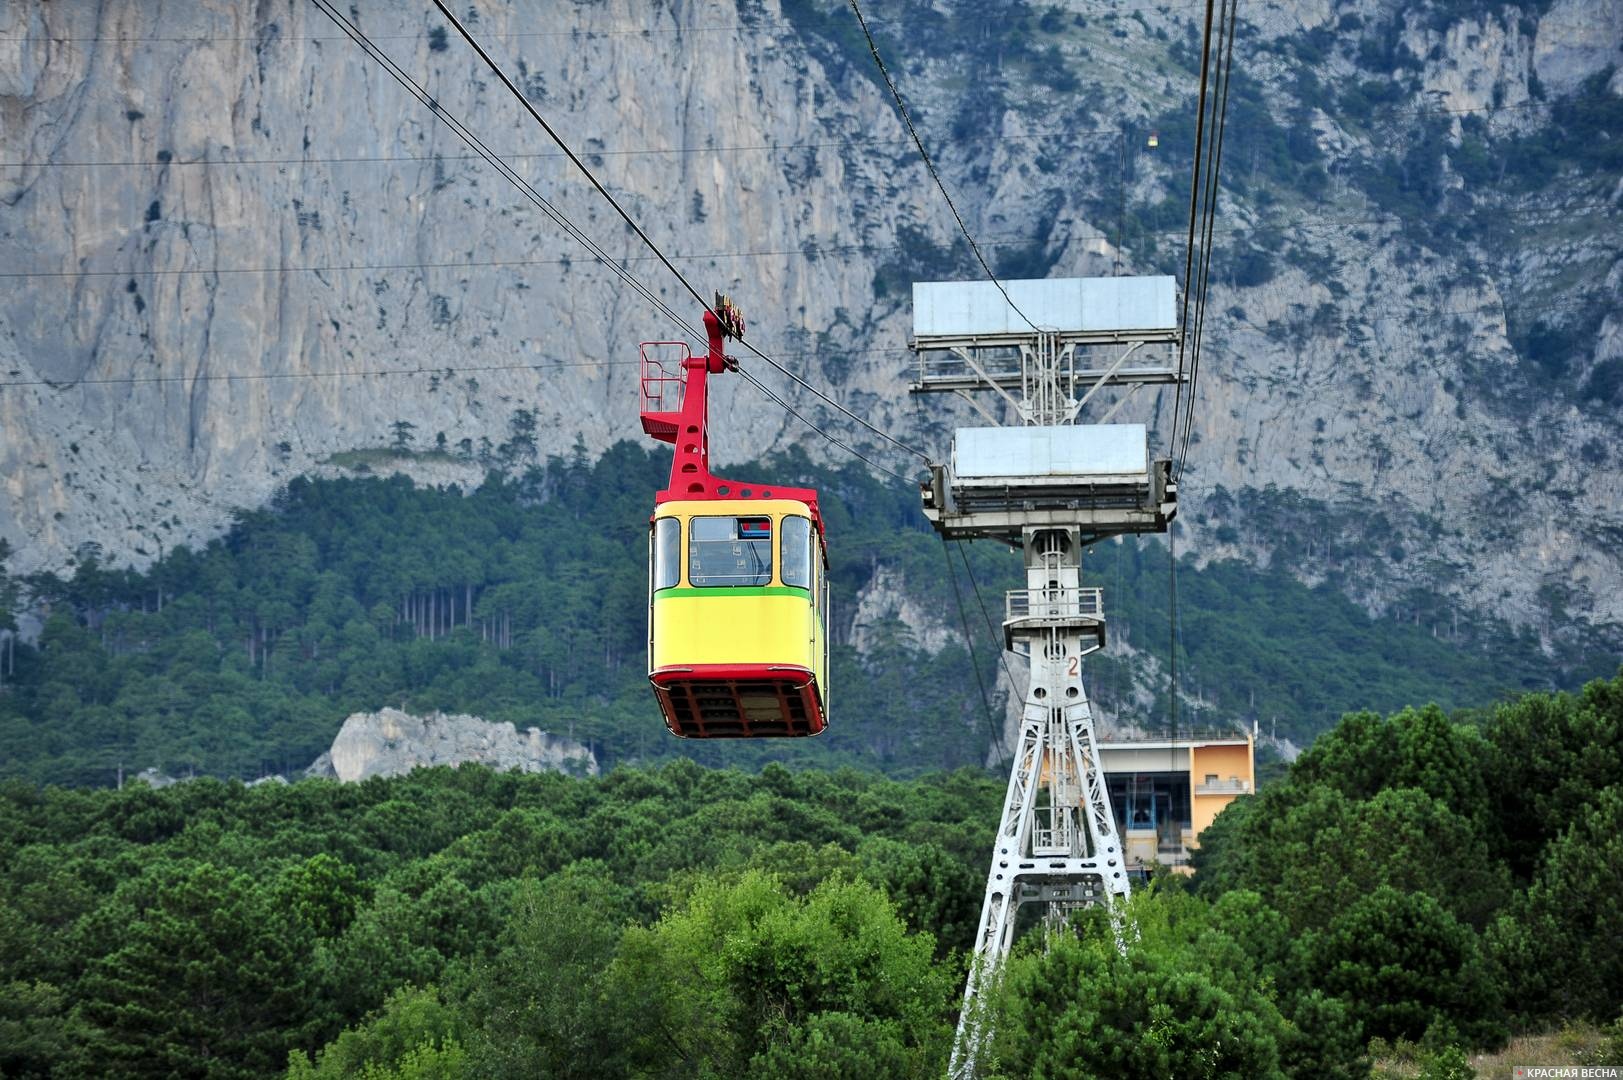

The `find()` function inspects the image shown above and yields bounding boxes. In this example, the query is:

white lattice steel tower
[907,276,1181,1078]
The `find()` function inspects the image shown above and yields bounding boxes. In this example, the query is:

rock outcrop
[305,708,597,782]
[849,565,962,657]
[129,766,178,789]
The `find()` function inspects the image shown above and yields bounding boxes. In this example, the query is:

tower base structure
[948,527,1130,1080]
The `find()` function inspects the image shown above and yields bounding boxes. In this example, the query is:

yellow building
[1098,730,1256,872]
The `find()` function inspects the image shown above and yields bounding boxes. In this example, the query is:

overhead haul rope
[1170,0,1219,475]
[6,204,1607,281]
[309,0,705,345]
[0,360,645,390]
[1164,0,1238,762]
[955,542,1023,735]
[0,126,1154,170]
[733,367,917,484]
[0,351,924,391]
[1168,522,1181,783]
[733,339,932,466]
[846,0,1042,334]
[1172,0,1240,483]
[1177,0,1240,484]
[1175,0,1220,389]
[427,0,712,319]
[1,3,1281,47]
[316,0,929,473]
[13,94,1589,171]
[431,0,934,471]
[40,0,1483,50]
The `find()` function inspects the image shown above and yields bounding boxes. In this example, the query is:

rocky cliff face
[1,0,1619,656]
[305,707,598,781]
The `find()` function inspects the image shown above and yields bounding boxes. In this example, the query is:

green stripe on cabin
[655,587,808,598]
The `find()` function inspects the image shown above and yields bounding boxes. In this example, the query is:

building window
[1108,772,1191,834]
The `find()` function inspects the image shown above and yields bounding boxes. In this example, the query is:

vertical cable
[944,538,1009,765]
[1171,0,1221,453]
[1168,523,1179,781]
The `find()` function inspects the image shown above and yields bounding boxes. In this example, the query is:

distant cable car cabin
[639,298,829,737]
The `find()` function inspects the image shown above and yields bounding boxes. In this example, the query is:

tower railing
[1002,586,1105,653]
[1004,587,1104,621]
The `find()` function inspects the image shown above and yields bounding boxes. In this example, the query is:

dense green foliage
[983,893,1368,1080]
[1,445,1603,787]
[1195,674,1623,1042]
[0,763,999,1071]
[0,675,1618,1077]
[0,762,997,1078]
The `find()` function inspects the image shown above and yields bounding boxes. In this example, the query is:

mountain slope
[1,0,1618,664]
[1,450,1606,786]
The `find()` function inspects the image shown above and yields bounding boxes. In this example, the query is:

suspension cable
[955,541,1023,737]
[846,0,1042,334]
[1175,0,1220,393]
[429,0,714,319]
[734,367,919,483]
[1177,0,1239,482]
[429,0,938,472]
[310,0,705,346]
[943,537,1010,765]
[319,0,937,481]
[735,340,933,464]
[1170,0,1224,471]
[1169,523,1180,769]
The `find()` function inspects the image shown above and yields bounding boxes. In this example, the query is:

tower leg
[948,530,1129,1079]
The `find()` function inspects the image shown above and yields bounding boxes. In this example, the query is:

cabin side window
[780,516,812,589]
[653,517,682,590]
[689,516,773,587]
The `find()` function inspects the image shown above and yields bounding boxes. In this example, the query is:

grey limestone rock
[0,0,1618,659]
[318,707,598,782]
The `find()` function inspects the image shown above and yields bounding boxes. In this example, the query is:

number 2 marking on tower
[1067,656,1079,678]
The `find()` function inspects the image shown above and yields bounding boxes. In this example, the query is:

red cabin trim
[651,664,827,739]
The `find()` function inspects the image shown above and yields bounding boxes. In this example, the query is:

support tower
[907,277,1181,1078]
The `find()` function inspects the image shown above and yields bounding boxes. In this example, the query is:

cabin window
[653,518,681,590]
[781,516,812,589]
[689,516,772,587]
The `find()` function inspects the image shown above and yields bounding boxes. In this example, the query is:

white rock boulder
[310,708,598,782]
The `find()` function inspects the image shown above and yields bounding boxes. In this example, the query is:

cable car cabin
[649,502,829,737]
[640,298,831,737]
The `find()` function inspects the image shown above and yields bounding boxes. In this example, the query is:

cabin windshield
[689,516,773,587]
